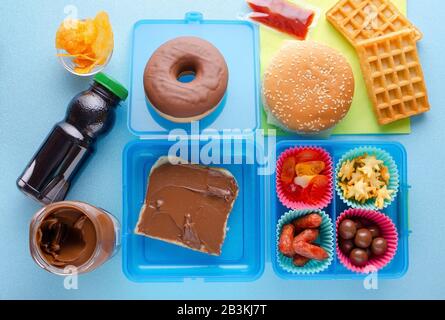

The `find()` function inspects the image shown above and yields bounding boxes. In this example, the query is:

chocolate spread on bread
[135,158,238,256]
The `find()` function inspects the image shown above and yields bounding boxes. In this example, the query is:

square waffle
[326,0,422,47]
[357,29,430,125]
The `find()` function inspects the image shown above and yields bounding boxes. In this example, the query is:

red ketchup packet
[246,0,316,40]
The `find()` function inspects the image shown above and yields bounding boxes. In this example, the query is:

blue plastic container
[122,139,265,282]
[122,12,409,282]
[270,140,409,280]
[128,12,260,136]
[123,12,264,282]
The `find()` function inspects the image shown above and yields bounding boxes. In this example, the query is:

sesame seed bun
[263,41,355,133]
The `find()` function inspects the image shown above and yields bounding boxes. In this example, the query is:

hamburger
[263,41,355,134]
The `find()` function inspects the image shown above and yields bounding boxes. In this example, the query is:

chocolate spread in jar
[37,208,97,267]
[30,201,119,274]
[135,157,239,256]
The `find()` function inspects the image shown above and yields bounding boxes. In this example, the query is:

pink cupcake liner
[276,146,334,210]
[336,209,398,274]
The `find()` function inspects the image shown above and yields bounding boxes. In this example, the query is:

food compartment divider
[124,13,409,282]
[270,140,409,280]
[122,138,265,282]
[128,12,260,136]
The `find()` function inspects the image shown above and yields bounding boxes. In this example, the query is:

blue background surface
[0,0,444,299]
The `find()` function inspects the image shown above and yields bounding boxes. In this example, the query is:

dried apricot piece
[305,175,330,203]
[295,161,326,176]
[294,150,321,163]
[284,183,304,199]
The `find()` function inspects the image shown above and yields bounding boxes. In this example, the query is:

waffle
[357,29,430,125]
[326,0,422,47]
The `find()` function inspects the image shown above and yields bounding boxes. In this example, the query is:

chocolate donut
[143,37,229,123]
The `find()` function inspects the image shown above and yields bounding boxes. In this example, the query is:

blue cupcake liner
[335,146,399,210]
[276,209,334,275]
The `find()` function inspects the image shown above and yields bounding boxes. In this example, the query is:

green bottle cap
[94,72,129,101]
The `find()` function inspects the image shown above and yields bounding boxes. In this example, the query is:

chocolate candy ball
[349,248,369,267]
[339,219,357,240]
[368,226,380,238]
[355,219,364,230]
[339,239,355,255]
[371,237,388,256]
[354,228,373,248]
[366,248,372,258]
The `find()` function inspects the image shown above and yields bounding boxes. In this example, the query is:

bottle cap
[94,73,129,101]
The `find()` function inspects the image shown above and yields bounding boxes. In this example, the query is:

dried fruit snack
[56,11,114,75]
[326,0,422,47]
[357,29,430,125]
[276,147,333,210]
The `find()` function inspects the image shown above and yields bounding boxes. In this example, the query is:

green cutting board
[260,0,411,135]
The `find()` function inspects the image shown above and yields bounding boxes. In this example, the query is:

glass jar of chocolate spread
[17,73,128,204]
[29,201,120,275]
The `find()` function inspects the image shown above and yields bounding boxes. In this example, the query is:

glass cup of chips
[55,11,114,76]
[57,48,113,77]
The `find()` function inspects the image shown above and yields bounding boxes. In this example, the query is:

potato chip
[91,11,114,66]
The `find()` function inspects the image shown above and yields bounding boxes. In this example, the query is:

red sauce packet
[247,0,316,40]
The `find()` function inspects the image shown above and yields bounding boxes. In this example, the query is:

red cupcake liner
[336,209,398,274]
[276,146,333,210]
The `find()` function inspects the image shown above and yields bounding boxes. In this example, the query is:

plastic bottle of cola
[17,73,128,204]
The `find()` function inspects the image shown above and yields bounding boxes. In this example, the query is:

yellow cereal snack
[338,153,395,209]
